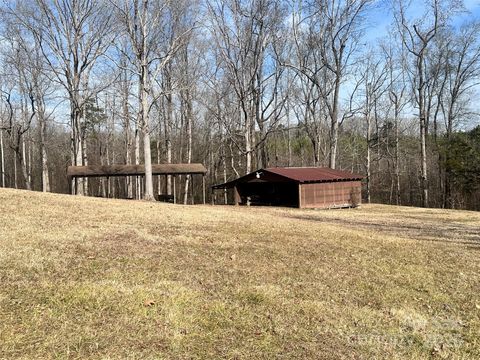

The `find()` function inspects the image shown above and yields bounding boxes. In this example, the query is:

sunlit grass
[0,188,479,359]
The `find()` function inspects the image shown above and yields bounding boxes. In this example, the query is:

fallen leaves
[143,299,156,307]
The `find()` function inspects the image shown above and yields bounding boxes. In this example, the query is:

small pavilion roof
[67,163,207,178]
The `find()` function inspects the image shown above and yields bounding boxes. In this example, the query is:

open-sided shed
[212,167,363,209]
[67,163,207,203]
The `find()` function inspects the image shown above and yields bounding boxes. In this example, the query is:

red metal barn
[212,167,364,209]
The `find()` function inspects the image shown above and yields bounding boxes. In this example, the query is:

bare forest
[0,0,479,210]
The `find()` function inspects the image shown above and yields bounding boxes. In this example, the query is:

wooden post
[234,185,240,206]
[191,175,195,205]
[202,175,206,205]
[298,184,302,208]
[173,175,176,204]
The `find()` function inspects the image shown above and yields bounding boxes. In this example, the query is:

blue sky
[365,0,480,42]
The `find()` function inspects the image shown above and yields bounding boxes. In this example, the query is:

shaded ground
[0,188,479,359]
[283,205,480,247]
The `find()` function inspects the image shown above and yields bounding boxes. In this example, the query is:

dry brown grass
[0,188,479,359]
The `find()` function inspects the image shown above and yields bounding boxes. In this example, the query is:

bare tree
[113,0,191,201]
[208,0,286,174]
[0,119,4,188]
[357,50,387,203]
[6,0,113,195]
[441,21,480,207]
[0,88,34,190]
[282,0,373,169]
[117,45,135,199]
[383,36,408,205]
[394,0,443,207]
[0,34,42,190]
[27,38,53,192]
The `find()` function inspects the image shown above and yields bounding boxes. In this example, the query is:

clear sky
[365,0,480,43]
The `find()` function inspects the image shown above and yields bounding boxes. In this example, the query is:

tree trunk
[18,146,31,190]
[258,122,268,169]
[329,75,341,169]
[39,107,50,192]
[0,129,5,187]
[223,150,228,204]
[183,87,193,205]
[20,104,31,191]
[80,96,89,196]
[165,68,173,195]
[27,132,32,188]
[134,79,142,200]
[13,145,17,189]
[287,104,292,167]
[143,129,154,200]
[245,106,252,174]
[124,90,133,198]
[443,109,454,209]
[418,56,428,207]
[71,104,84,195]
[100,147,107,197]
[366,112,371,203]
[394,102,401,206]
[140,67,154,201]
[134,127,141,199]
[420,118,428,207]
[156,124,162,196]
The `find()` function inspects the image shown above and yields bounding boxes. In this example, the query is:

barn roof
[67,163,207,178]
[212,167,364,189]
[266,167,364,182]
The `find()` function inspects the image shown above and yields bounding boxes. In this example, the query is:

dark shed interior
[212,167,364,209]
[236,181,299,207]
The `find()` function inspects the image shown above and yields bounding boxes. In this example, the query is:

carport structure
[67,163,207,203]
[212,167,363,209]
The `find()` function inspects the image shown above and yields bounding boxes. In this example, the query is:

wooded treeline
[0,0,479,209]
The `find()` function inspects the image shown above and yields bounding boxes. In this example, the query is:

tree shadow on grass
[282,213,480,248]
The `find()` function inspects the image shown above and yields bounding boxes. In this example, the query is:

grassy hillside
[0,188,479,359]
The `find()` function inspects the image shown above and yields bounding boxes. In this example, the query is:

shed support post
[234,185,240,206]
[202,175,206,205]
[191,175,194,205]
[173,175,176,204]
[298,184,302,208]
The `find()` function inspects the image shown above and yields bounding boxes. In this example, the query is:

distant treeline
[0,0,479,210]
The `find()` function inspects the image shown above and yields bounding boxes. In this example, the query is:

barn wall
[299,181,362,209]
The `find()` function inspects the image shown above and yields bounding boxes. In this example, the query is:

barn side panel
[300,181,362,209]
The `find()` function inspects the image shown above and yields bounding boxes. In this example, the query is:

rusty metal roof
[265,167,364,183]
[212,167,363,189]
[67,163,207,178]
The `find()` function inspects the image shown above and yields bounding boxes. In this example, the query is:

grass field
[0,188,479,359]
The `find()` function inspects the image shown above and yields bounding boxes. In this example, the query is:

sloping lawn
[0,188,479,359]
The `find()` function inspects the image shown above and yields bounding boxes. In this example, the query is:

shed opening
[212,167,364,209]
